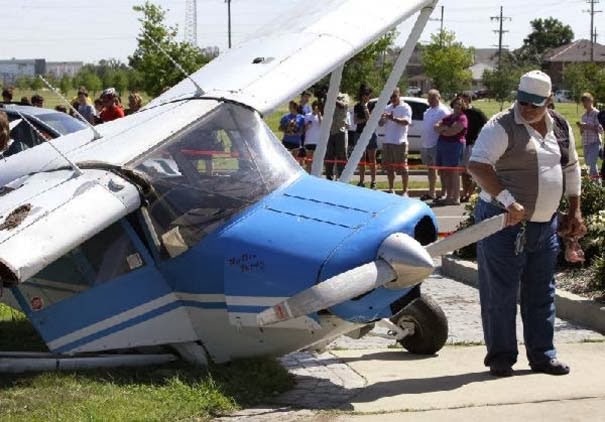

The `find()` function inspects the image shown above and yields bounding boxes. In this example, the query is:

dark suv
[1,103,87,156]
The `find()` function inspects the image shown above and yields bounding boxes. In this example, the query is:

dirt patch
[558,270,605,303]
[0,204,32,231]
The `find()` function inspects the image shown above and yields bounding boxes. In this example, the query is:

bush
[588,253,605,291]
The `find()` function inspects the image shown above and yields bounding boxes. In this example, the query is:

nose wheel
[393,294,448,355]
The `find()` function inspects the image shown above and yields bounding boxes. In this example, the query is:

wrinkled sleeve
[469,119,508,165]
[402,104,412,123]
[564,125,581,197]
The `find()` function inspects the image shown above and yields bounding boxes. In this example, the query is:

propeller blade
[257,234,434,326]
[425,214,506,258]
[257,260,396,326]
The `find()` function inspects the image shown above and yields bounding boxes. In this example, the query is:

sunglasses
[518,101,542,109]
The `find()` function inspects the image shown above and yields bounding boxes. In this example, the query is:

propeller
[257,214,507,327]
[257,233,433,326]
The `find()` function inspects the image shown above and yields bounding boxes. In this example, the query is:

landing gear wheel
[395,294,448,355]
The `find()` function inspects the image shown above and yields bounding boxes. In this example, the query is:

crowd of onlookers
[1,85,144,125]
[278,84,489,204]
[279,83,605,205]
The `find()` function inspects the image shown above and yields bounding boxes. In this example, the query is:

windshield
[36,112,87,135]
[129,102,301,257]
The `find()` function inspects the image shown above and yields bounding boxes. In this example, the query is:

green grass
[0,304,293,421]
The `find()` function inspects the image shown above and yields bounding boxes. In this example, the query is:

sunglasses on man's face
[519,101,541,109]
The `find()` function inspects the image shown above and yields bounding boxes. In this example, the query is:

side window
[27,221,144,307]
[406,101,429,121]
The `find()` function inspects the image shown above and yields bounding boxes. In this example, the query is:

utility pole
[585,0,602,62]
[429,6,444,33]
[490,6,511,69]
[226,0,232,49]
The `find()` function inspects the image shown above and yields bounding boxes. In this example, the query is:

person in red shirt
[99,88,125,123]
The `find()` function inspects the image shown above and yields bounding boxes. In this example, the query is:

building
[46,61,84,78]
[468,48,500,91]
[543,39,605,87]
[0,59,45,85]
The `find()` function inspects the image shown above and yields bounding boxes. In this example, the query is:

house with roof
[543,39,605,87]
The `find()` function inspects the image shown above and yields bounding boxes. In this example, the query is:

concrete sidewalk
[329,342,605,419]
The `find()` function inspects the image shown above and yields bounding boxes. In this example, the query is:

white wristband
[496,189,516,208]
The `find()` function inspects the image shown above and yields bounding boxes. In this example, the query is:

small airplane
[0,0,505,370]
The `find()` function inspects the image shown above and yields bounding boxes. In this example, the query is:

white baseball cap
[517,70,552,107]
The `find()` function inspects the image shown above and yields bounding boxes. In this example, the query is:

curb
[441,255,605,335]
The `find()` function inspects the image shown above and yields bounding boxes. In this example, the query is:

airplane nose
[377,233,435,289]
[256,232,435,326]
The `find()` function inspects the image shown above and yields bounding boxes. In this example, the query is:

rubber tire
[396,294,448,355]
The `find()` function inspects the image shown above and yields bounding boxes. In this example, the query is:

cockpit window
[129,102,301,257]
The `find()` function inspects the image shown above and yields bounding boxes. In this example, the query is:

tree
[59,75,72,95]
[30,76,43,91]
[74,70,102,96]
[422,31,473,98]
[483,52,531,109]
[340,32,396,97]
[129,2,210,98]
[515,18,574,65]
[563,63,605,103]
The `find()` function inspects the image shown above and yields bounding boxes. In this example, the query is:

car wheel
[395,294,448,355]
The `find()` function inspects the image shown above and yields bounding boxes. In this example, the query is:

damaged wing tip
[0,260,19,288]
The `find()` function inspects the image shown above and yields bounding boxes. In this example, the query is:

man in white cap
[468,70,585,377]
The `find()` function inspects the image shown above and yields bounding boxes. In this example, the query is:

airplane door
[10,218,198,354]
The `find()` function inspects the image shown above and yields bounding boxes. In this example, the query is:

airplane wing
[145,0,434,114]
[1,0,432,188]
[0,169,140,285]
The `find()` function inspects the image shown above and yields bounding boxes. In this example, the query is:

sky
[1,0,595,64]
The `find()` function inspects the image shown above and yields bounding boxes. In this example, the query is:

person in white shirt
[468,70,584,377]
[379,88,412,194]
[303,101,322,173]
[421,89,449,200]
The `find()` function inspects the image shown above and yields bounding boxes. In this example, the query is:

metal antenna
[12,109,83,176]
[144,33,205,97]
[38,75,103,141]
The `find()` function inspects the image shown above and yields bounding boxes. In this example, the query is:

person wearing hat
[99,87,125,123]
[468,70,585,377]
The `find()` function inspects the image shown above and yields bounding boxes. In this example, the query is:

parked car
[554,90,572,103]
[348,96,432,153]
[406,86,422,96]
[1,103,88,156]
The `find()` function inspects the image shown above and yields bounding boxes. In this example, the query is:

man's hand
[506,202,526,226]
[560,210,587,238]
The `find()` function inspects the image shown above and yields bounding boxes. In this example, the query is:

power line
[491,6,511,68]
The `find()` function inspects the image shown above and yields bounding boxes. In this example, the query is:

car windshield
[36,112,87,135]
[129,102,301,256]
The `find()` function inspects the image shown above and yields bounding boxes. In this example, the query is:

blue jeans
[584,142,601,178]
[475,200,559,367]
